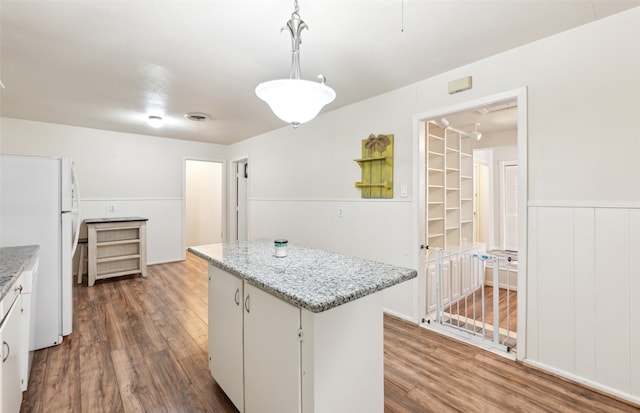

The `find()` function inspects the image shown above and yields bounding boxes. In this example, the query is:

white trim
[523,359,640,407]
[528,200,640,209]
[81,197,182,201]
[248,197,413,203]
[383,308,416,324]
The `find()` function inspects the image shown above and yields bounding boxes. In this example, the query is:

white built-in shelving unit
[425,121,474,250]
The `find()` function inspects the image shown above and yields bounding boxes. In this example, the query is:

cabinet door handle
[244,294,250,313]
[2,341,9,363]
[234,288,240,306]
[15,284,23,294]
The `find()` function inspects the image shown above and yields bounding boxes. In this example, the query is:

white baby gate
[424,248,517,353]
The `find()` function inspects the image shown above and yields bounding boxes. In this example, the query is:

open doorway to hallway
[418,89,526,356]
[185,159,224,248]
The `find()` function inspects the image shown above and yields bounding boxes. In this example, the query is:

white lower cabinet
[243,283,301,413]
[208,266,301,413]
[209,266,244,411]
[2,294,24,413]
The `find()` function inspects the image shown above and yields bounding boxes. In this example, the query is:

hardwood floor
[21,254,639,413]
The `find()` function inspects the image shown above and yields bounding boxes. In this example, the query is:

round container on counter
[274,239,288,258]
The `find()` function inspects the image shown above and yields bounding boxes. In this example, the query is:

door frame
[413,87,528,359]
[229,156,249,242]
[182,157,227,260]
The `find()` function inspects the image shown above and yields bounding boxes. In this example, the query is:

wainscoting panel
[527,205,640,402]
[630,209,640,397]
[534,207,576,373]
[573,208,596,380]
[594,208,631,392]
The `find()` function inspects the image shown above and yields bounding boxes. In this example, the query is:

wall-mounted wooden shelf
[354,134,394,199]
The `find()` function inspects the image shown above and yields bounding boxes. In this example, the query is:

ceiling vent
[185,112,210,122]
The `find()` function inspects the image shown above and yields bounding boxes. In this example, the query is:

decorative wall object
[354,134,394,198]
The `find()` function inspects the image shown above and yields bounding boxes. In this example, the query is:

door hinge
[298,328,304,341]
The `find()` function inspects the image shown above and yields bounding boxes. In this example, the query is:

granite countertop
[85,216,148,224]
[188,239,417,313]
[0,245,39,302]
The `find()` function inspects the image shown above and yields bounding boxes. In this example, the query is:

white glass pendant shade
[255,78,336,126]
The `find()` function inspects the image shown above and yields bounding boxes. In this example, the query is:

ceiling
[1,1,638,145]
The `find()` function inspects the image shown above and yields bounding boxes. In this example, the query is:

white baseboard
[383,308,417,324]
[523,359,640,407]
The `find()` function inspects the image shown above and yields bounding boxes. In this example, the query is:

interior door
[235,161,248,241]
[503,163,518,251]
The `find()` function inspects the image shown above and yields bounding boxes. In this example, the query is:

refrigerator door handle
[70,165,81,256]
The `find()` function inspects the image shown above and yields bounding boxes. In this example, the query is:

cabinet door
[2,295,23,413]
[243,283,301,413]
[209,266,244,412]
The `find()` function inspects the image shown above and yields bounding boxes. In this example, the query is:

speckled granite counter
[1,245,39,301]
[188,239,416,313]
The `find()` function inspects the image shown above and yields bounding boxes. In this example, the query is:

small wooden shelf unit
[86,217,147,286]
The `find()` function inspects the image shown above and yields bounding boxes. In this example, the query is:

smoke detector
[184,112,210,122]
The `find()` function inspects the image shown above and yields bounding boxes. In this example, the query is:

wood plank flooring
[21,254,639,412]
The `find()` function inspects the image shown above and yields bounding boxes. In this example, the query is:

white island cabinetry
[209,266,301,413]
[192,240,416,413]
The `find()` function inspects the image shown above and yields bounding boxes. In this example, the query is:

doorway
[185,160,224,248]
[416,88,527,357]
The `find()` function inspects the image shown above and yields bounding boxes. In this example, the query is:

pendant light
[255,0,336,128]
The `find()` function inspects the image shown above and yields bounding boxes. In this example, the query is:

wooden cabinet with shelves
[86,217,147,286]
[425,121,475,249]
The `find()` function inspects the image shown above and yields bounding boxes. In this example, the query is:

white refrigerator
[0,154,80,350]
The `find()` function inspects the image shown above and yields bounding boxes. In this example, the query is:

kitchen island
[188,239,416,413]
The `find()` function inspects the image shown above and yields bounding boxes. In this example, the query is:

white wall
[186,160,223,247]
[0,118,227,263]
[228,8,640,403]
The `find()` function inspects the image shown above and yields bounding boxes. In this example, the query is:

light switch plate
[400,184,408,197]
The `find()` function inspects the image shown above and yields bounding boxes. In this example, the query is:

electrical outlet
[109,204,116,212]
[338,207,344,218]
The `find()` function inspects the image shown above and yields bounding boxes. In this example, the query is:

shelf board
[354,156,391,163]
[446,167,459,172]
[95,269,142,279]
[428,217,444,221]
[445,227,460,231]
[355,181,392,189]
[97,254,141,264]
[461,198,473,201]
[461,220,473,224]
[428,184,444,188]
[446,207,460,211]
[427,150,444,156]
[428,135,444,141]
[428,201,444,205]
[461,175,473,179]
[446,187,460,191]
[428,233,444,238]
[428,167,444,172]
[96,239,141,247]
[446,147,460,153]
[461,152,472,157]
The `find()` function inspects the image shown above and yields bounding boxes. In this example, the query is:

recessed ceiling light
[184,112,210,122]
